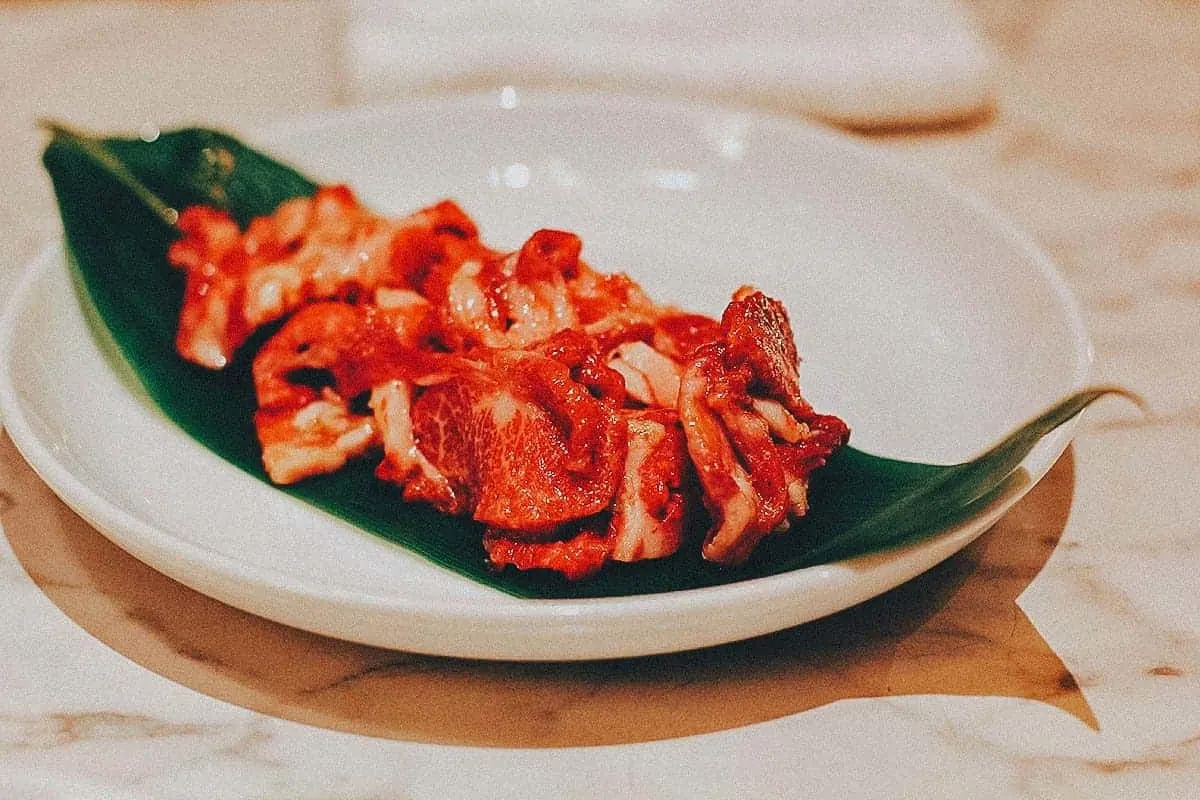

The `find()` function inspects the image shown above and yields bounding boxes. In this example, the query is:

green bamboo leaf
[40,123,1131,599]
[785,385,1137,568]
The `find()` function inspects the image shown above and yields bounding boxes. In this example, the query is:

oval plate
[0,92,1090,660]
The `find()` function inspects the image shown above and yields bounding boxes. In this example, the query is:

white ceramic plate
[0,92,1091,660]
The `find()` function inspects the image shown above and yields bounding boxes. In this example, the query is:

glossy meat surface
[173,192,848,578]
[168,187,478,368]
[678,290,850,565]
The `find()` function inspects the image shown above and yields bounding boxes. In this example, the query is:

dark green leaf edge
[39,121,1140,599]
[792,386,1140,568]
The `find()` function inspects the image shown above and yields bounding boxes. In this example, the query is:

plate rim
[0,91,1093,658]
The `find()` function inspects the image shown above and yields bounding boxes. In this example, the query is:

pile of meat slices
[168,186,850,580]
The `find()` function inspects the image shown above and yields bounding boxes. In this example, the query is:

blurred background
[4,0,999,295]
[1,0,1196,418]
[1,4,1198,796]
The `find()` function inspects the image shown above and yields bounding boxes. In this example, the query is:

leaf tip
[1077,385,1150,418]
[38,119,82,143]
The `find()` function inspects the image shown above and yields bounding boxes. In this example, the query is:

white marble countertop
[1,2,1197,797]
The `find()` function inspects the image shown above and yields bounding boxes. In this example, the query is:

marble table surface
[0,1,1196,797]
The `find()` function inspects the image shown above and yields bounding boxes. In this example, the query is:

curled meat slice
[678,354,765,563]
[251,303,376,483]
[168,188,477,368]
[405,349,626,530]
[679,289,849,565]
[609,409,689,562]
[607,341,682,407]
[722,286,810,416]
[439,229,581,351]
[250,300,437,483]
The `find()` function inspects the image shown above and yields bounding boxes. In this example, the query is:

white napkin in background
[346,0,995,128]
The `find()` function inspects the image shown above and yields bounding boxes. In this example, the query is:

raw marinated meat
[168,187,478,368]
[172,192,848,578]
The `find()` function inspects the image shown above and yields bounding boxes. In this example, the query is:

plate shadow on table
[1,435,1095,747]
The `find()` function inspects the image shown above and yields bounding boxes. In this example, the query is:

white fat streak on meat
[186,316,232,370]
[611,417,678,562]
[445,256,577,349]
[260,398,377,484]
[488,391,520,427]
[171,212,240,369]
[747,398,811,523]
[582,310,653,341]
[370,379,451,494]
[751,397,807,443]
[707,470,758,561]
[570,268,660,320]
[242,222,398,329]
[678,363,759,562]
[531,276,576,342]
[176,271,236,370]
[445,260,499,346]
[374,287,428,311]
[715,404,775,454]
[607,342,681,407]
[494,276,576,347]
[246,263,301,326]
[271,195,310,242]
[177,194,439,369]
[375,288,434,341]
[308,224,395,293]
[714,401,792,544]
[681,387,813,543]
[784,475,809,519]
[607,359,653,406]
